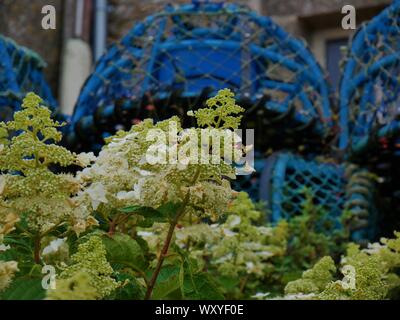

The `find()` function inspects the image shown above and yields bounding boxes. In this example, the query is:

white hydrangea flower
[116,191,138,201]
[75,97,242,221]
[258,226,273,236]
[256,251,274,259]
[42,238,67,256]
[223,229,237,237]
[108,132,138,149]
[214,254,233,264]
[362,242,386,255]
[245,261,255,273]
[134,168,154,177]
[76,152,97,167]
[0,176,6,195]
[278,293,317,300]
[86,182,108,210]
[236,161,255,176]
[251,292,270,300]
[137,231,155,238]
[228,215,241,228]
[0,244,10,252]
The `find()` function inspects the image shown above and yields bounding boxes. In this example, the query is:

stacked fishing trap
[338,0,400,233]
[65,0,337,211]
[66,0,334,155]
[0,36,57,120]
[64,0,397,240]
[2,0,400,241]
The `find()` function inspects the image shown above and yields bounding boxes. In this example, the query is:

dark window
[326,38,348,89]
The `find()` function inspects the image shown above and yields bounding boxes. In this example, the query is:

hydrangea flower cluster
[180,192,287,277]
[141,192,287,278]
[280,232,400,300]
[47,236,119,300]
[0,93,96,236]
[46,271,99,300]
[77,89,252,223]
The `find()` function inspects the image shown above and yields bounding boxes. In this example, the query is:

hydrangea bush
[0,91,399,300]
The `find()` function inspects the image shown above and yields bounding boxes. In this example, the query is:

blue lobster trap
[339,0,400,156]
[67,0,333,156]
[337,0,400,232]
[258,1,400,241]
[0,36,57,120]
[259,153,378,241]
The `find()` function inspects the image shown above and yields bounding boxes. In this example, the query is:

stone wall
[107,0,393,42]
[262,0,391,16]
[107,0,251,43]
[0,0,63,97]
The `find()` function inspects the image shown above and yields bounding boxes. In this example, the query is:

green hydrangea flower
[282,232,400,300]
[0,93,95,235]
[48,236,119,300]
[188,88,244,129]
[46,271,98,300]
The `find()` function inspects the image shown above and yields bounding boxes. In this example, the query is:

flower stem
[144,216,180,300]
[34,235,41,264]
[144,168,201,300]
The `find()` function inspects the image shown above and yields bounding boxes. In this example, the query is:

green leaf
[183,273,224,300]
[119,206,160,216]
[0,277,45,300]
[120,206,167,228]
[152,265,181,300]
[107,273,145,300]
[101,233,148,272]
[0,247,35,275]
[158,202,182,220]
[120,202,182,227]
[217,276,240,292]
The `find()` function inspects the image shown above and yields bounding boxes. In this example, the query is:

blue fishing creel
[337,0,400,232]
[339,0,400,156]
[259,152,378,241]
[0,35,57,119]
[67,1,333,156]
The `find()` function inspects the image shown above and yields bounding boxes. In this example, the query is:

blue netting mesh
[339,0,400,156]
[259,153,377,240]
[0,36,57,118]
[337,1,400,232]
[67,1,333,155]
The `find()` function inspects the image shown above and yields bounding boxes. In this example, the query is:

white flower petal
[0,244,10,252]
[229,216,241,227]
[0,176,6,195]
[77,152,97,166]
[86,182,108,210]
[42,238,66,256]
